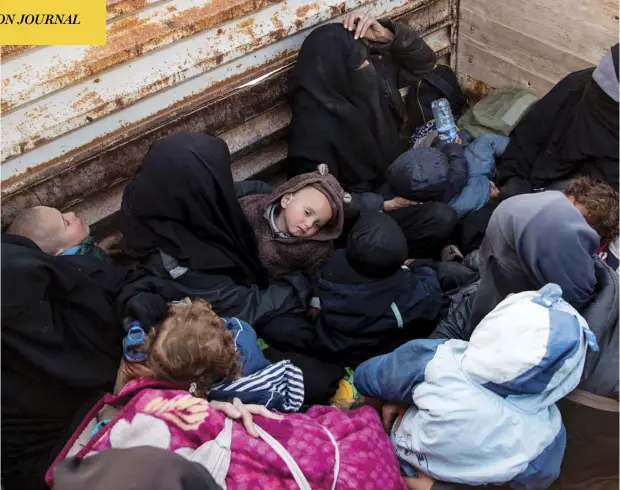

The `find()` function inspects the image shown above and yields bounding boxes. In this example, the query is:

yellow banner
[0,0,105,45]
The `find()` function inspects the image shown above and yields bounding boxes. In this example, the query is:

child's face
[41,207,90,254]
[280,187,333,238]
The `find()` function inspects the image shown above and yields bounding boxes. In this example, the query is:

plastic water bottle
[431,98,457,143]
[122,322,147,362]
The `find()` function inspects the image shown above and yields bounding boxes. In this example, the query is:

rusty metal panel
[1,0,457,227]
[2,0,433,167]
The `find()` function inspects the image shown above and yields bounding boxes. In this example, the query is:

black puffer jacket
[117,252,311,330]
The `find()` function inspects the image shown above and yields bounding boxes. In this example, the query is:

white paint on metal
[2,0,426,181]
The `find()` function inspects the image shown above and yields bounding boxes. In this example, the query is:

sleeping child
[238,164,351,278]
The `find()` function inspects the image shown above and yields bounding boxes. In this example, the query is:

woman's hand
[210,398,284,437]
[97,231,124,255]
[343,13,394,42]
[384,197,419,212]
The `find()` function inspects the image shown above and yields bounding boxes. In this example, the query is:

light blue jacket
[355,284,598,489]
[449,133,510,217]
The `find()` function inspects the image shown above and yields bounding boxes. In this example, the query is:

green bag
[458,86,539,138]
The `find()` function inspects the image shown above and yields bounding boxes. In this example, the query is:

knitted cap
[346,212,408,279]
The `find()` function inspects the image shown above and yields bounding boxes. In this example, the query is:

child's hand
[210,398,284,437]
[454,134,462,145]
[384,197,419,212]
[490,181,500,200]
[382,402,408,432]
[404,472,435,490]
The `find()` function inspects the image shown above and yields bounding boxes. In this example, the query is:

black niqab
[120,132,268,287]
[287,24,402,190]
[500,44,619,188]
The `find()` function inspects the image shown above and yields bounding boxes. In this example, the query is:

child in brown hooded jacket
[239,164,350,278]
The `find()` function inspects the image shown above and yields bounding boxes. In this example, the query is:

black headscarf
[54,447,222,490]
[500,44,619,189]
[1,233,126,489]
[287,24,402,190]
[120,132,268,287]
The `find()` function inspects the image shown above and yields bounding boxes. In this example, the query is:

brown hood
[261,164,350,241]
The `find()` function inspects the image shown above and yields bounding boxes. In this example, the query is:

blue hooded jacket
[449,133,510,217]
[355,284,598,488]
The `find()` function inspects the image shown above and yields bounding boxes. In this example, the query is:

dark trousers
[257,313,345,405]
[388,202,458,259]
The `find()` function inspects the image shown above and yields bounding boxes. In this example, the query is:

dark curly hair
[565,177,619,241]
[143,298,241,397]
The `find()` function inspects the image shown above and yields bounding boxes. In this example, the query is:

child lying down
[47,300,409,490]
[354,284,598,490]
[115,298,304,412]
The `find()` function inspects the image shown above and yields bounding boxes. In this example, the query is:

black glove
[124,292,168,332]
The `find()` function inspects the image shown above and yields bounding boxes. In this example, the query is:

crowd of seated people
[2,13,618,490]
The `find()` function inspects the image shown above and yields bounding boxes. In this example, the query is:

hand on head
[7,206,90,255]
[342,12,394,42]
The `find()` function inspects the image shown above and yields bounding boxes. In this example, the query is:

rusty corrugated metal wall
[1,0,458,228]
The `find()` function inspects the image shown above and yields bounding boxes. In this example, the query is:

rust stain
[267,28,286,43]
[1,45,33,59]
[295,2,319,19]
[270,12,283,30]
[108,15,143,36]
[71,91,106,111]
[1,100,11,114]
[329,2,346,18]
[294,19,303,30]
[217,28,224,35]
[238,18,255,29]
[167,6,177,12]
[106,0,147,18]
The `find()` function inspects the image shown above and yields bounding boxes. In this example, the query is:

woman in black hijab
[119,132,345,404]
[499,44,619,198]
[121,132,269,288]
[287,15,458,259]
[120,132,313,327]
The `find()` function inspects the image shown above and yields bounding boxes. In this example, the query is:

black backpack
[406,65,467,129]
